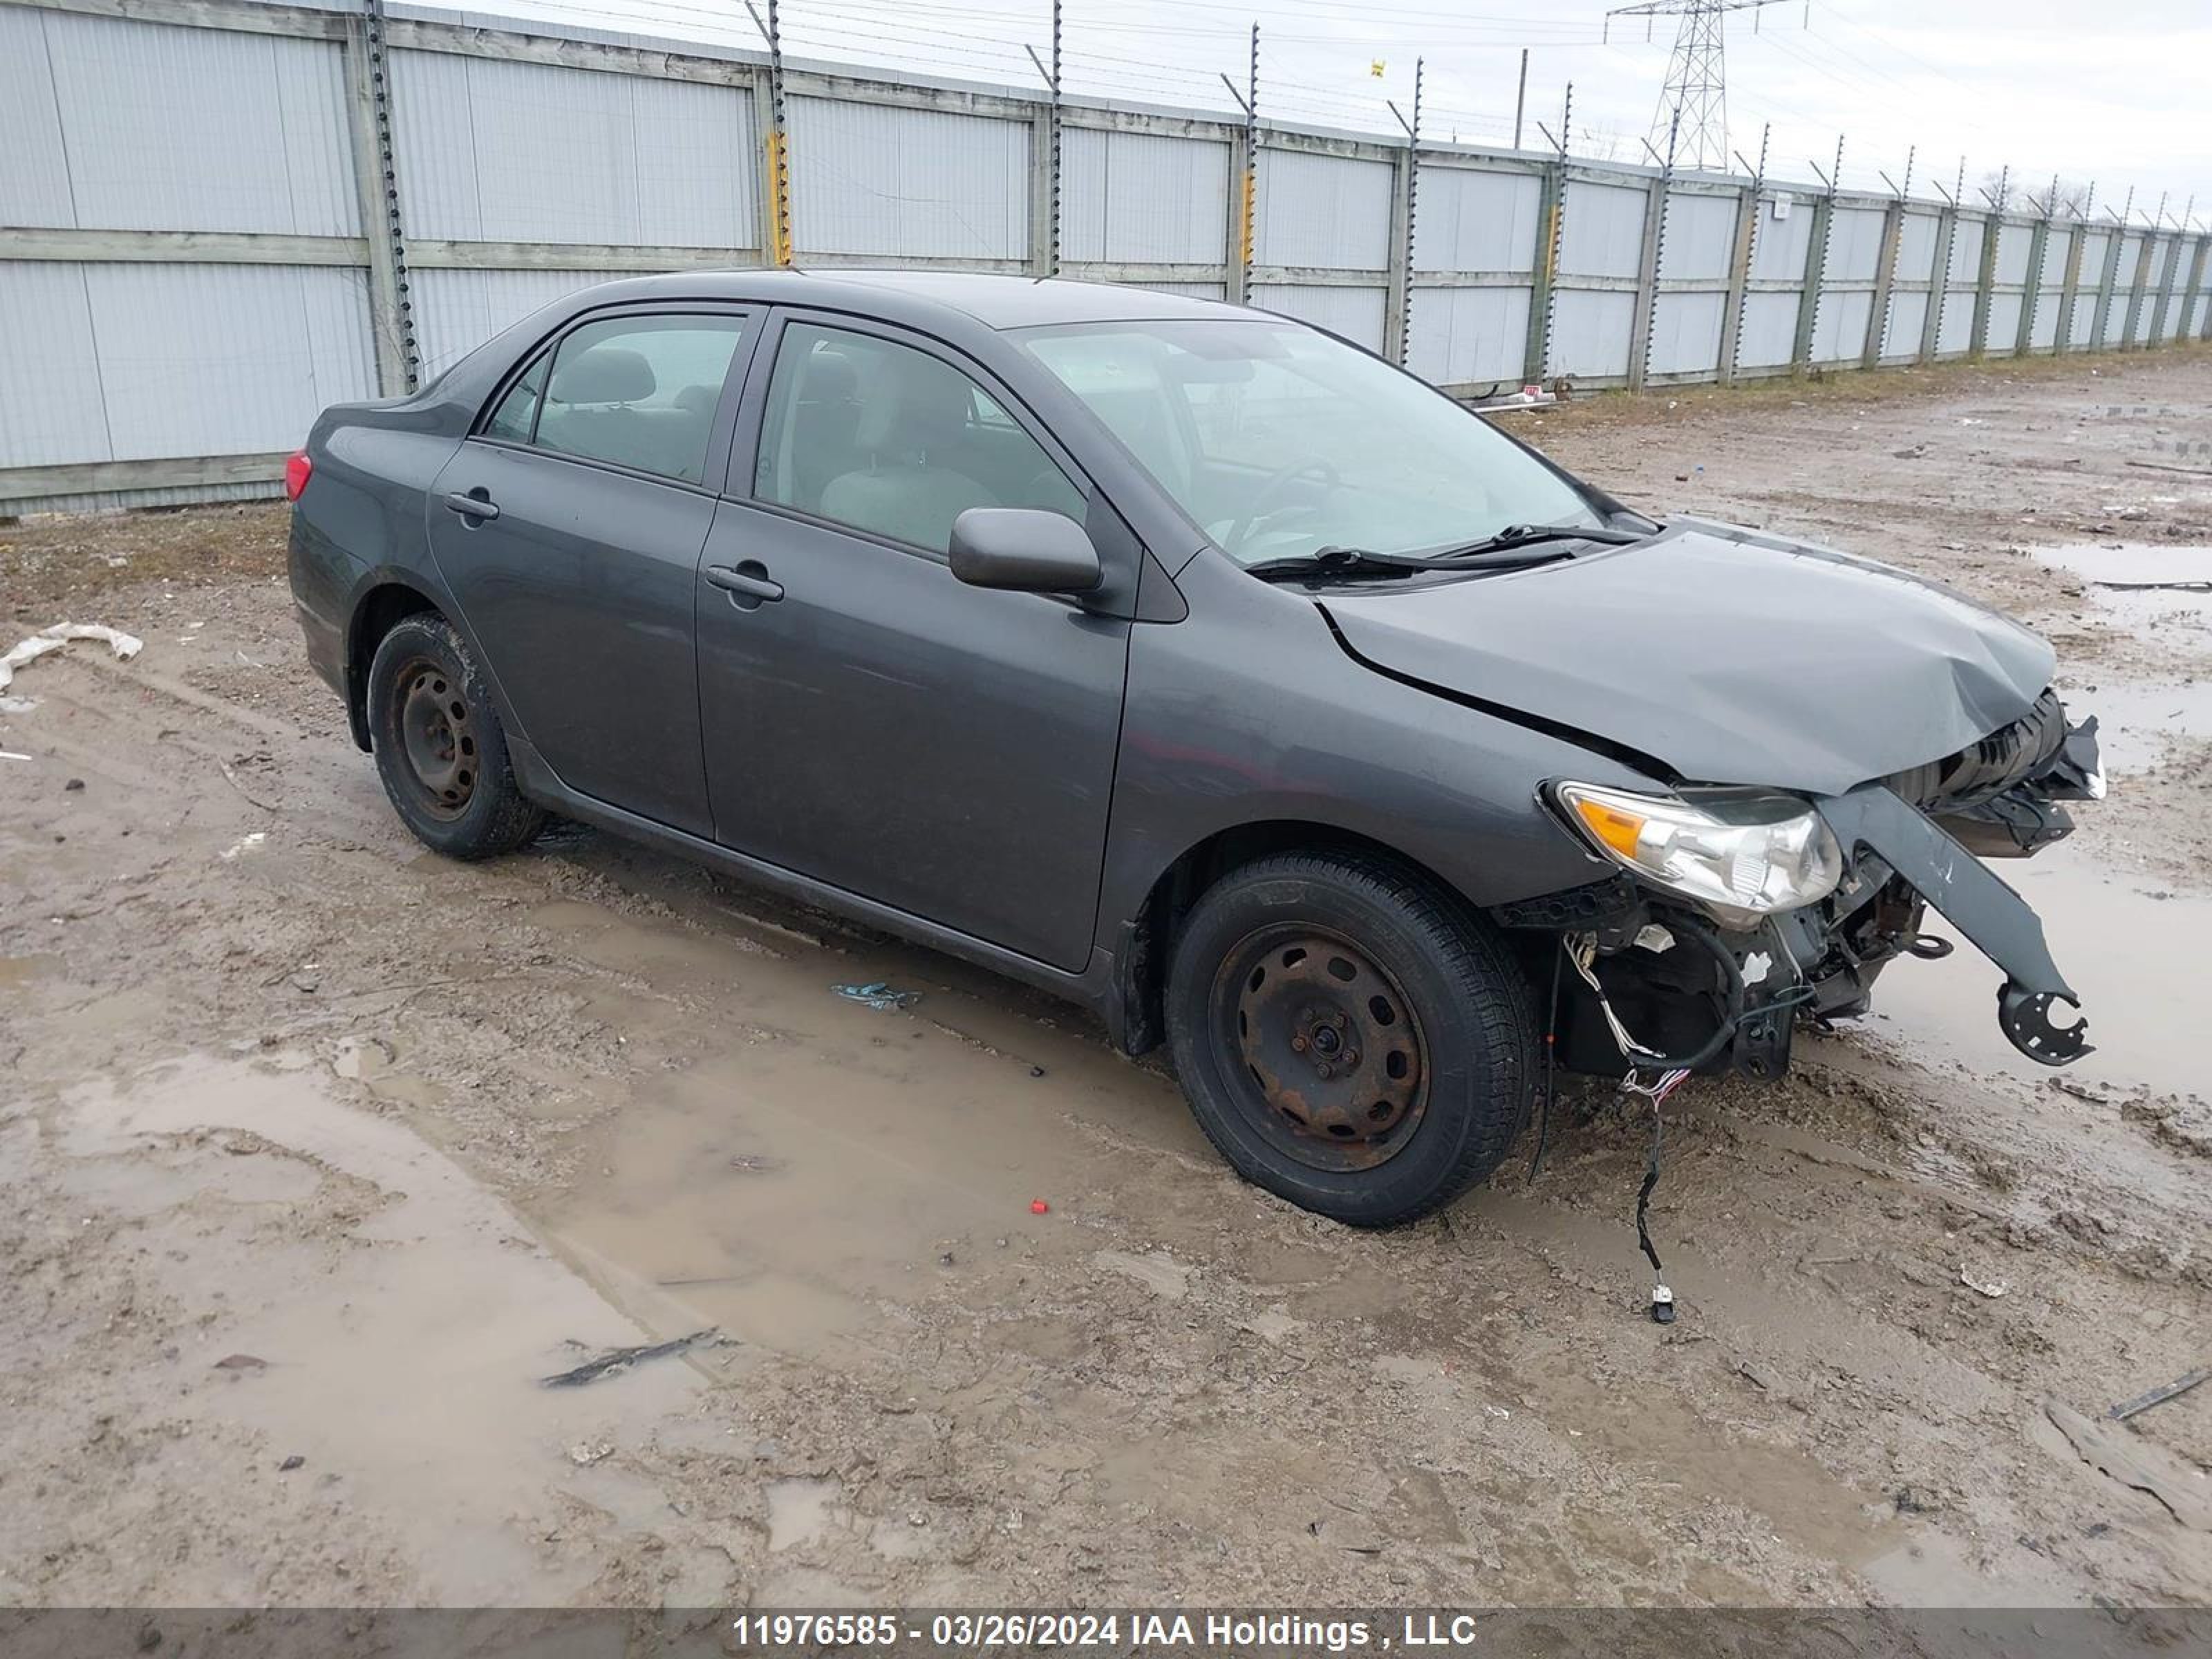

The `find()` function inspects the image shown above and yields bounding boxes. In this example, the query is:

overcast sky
[452,0,2212,219]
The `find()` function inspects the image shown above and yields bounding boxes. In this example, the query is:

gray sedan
[286,270,2099,1227]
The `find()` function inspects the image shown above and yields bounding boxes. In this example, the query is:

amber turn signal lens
[1572,796,1645,859]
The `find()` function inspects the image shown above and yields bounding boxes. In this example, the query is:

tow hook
[1998,982,2093,1065]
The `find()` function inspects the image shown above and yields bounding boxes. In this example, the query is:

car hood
[1318,518,2056,794]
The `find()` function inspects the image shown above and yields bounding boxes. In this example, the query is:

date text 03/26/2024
[727,1613,1486,1651]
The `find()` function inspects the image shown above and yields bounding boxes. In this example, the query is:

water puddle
[2037,542,2212,649]
[516,893,1208,1367]
[2061,677,2212,771]
[332,1033,451,1111]
[56,1055,706,1603]
[765,1477,843,1552]
[1868,841,2207,1109]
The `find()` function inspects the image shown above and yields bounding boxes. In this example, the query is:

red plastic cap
[1029,1199,1049,1215]
[283,450,312,502]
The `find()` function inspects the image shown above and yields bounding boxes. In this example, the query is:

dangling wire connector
[1528,941,1564,1184]
[1618,1066,1689,1323]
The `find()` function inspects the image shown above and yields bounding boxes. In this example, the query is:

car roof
[593,266,1270,331]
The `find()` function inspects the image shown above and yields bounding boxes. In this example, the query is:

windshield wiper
[1244,547,1426,583]
[1436,522,1648,559]
[1245,525,1644,585]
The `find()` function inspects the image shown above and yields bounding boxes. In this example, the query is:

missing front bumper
[1933,715,2106,859]
[1516,717,2101,1077]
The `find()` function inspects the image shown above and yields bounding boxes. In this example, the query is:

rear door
[694,312,1132,971]
[426,306,755,838]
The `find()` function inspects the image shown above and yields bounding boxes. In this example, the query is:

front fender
[1098,557,1660,952]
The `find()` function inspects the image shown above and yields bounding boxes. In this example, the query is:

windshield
[1016,318,1601,565]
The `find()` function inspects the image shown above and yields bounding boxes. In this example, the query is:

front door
[695,315,1130,971]
[425,307,754,837]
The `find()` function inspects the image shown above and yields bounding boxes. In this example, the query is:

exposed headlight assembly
[1555,782,1844,930]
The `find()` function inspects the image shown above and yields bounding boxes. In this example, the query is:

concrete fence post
[1384,64,1422,366]
[2157,232,2182,346]
[1862,196,1904,368]
[2147,232,2184,347]
[1027,103,1056,279]
[1968,213,2000,359]
[2090,226,2124,348]
[2016,214,2050,356]
[1918,205,1956,364]
[1224,126,1253,305]
[2192,234,2212,341]
[2054,218,2086,353]
[2197,233,2212,340]
[753,51,794,268]
[1383,145,1413,364]
[1718,178,1759,384]
[341,8,415,395]
[2127,234,2156,348]
[2118,234,2152,349]
[749,70,781,265]
[1791,187,1835,373]
[1522,160,1566,386]
[1627,171,1671,392]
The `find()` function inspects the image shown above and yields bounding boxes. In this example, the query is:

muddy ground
[3,346,2209,1613]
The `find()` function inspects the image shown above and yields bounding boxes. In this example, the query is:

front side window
[521,313,748,485]
[753,321,1083,555]
[1018,319,1598,565]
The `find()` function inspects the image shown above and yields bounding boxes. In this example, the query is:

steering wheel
[1220,458,1342,555]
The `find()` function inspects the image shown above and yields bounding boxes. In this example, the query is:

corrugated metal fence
[3,0,2209,514]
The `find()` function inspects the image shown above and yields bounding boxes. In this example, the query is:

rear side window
[516,314,748,485]
[483,351,548,443]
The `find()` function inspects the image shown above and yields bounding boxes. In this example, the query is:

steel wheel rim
[1212,924,1430,1172]
[393,659,476,820]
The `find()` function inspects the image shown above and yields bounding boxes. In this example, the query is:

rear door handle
[705,563,785,605]
[444,491,500,521]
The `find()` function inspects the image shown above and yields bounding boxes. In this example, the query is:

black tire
[365,613,544,860]
[1165,850,1536,1228]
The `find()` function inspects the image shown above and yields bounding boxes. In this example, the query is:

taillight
[284,450,312,502]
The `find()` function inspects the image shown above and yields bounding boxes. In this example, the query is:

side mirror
[948,508,1103,594]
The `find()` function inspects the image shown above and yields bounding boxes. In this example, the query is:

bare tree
[1577,120,1631,162]
[1983,169,2095,218]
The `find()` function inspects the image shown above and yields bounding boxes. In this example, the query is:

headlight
[1555,782,1844,930]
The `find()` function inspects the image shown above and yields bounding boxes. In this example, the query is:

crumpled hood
[1319,518,2056,794]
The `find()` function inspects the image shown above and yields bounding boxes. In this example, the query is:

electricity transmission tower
[1606,0,1785,173]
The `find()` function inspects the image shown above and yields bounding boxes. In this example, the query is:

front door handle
[444,490,500,522]
[705,562,785,607]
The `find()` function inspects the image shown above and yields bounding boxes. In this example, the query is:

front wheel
[1165,851,1536,1227]
[365,613,544,860]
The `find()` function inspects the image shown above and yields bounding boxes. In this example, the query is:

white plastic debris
[1960,1268,2009,1299]
[0,624,144,693]
[220,832,267,861]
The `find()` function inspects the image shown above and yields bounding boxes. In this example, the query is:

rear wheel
[366,613,543,860]
[1165,851,1535,1227]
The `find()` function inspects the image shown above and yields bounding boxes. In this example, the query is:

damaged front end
[1508,697,2104,1078]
